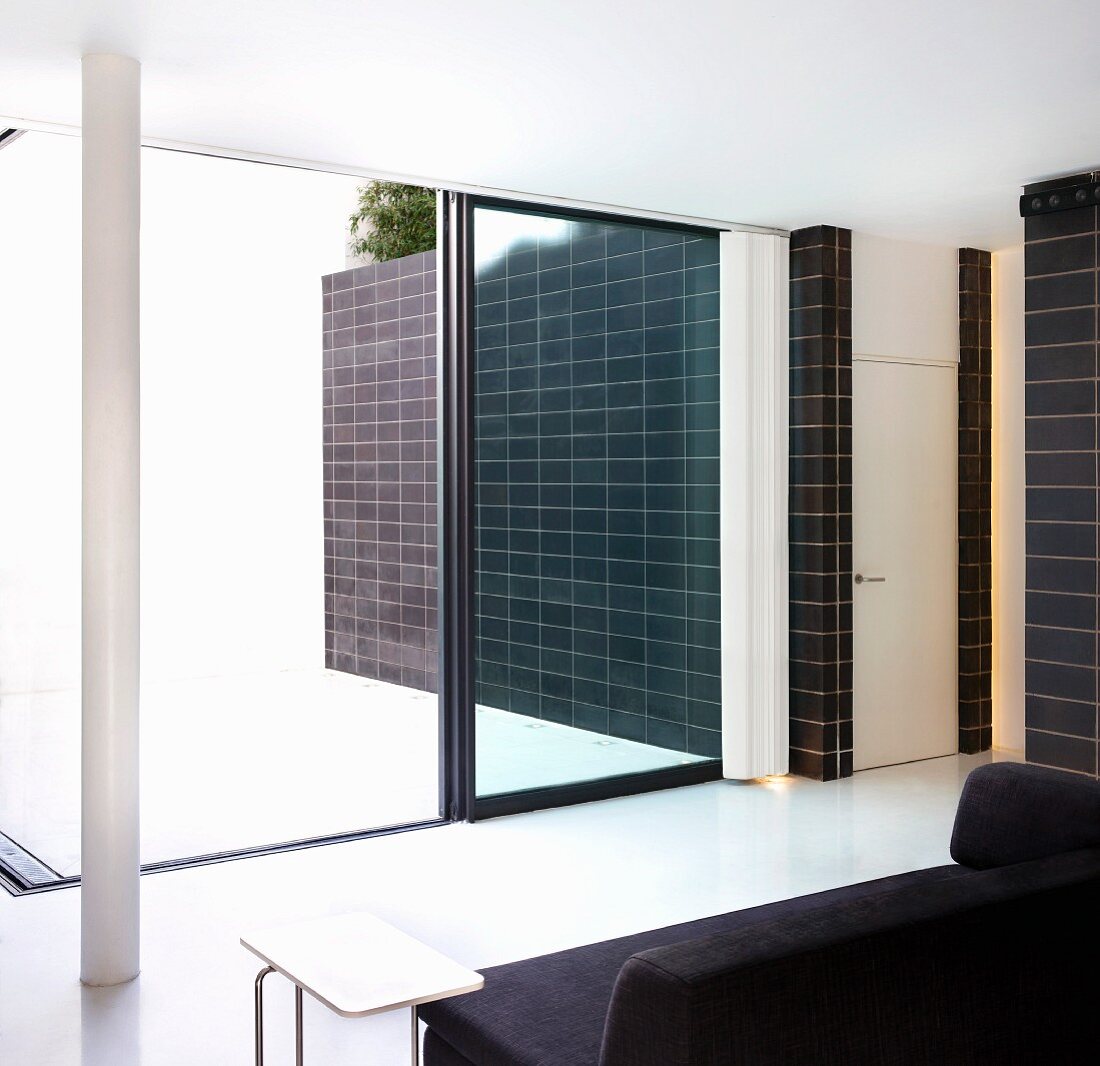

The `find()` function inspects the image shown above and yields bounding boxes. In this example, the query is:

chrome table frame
[253,964,420,1065]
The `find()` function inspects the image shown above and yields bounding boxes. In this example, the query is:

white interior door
[853,358,957,771]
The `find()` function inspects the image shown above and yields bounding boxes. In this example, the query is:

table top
[241,912,484,1018]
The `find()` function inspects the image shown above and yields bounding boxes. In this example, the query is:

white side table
[242,912,484,1065]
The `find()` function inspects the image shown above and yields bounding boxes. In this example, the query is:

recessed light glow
[759,773,791,789]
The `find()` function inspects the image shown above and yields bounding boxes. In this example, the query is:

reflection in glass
[472,205,722,797]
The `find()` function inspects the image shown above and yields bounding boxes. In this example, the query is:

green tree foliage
[348,181,436,262]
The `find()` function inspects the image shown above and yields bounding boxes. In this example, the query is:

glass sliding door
[468,201,723,803]
[0,130,82,889]
[0,137,449,890]
[138,154,444,864]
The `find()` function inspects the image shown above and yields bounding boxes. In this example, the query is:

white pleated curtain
[720,232,790,779]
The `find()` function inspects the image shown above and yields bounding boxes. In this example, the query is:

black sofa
[419,763,1100,1064]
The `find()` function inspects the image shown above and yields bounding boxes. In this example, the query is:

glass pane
[472,204,722,798]
[139,157,440,862]
[0,138,443,884]
[0,130,82,885]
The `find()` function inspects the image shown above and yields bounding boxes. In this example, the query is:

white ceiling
[1,0,1098,250]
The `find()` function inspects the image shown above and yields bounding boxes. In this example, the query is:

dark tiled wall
[1024,179,1099,776]
[788,226,853,781]
[958,249,993,753]
[473,215,723,758]
[322,250,439,692]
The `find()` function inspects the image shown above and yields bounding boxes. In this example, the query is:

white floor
[0,750,1012,1065]
[0,669,704,876]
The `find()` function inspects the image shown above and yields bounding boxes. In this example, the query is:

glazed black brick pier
[788,226,853,781]
[1023,175,1099,777]
[958,249,993,754]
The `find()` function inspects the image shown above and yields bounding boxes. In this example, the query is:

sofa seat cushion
[418,865,965,1066]
[424,1029,476,1066]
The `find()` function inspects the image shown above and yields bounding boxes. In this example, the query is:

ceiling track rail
[0,114,785,238]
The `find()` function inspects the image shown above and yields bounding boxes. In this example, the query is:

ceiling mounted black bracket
[1020,174,1100,217]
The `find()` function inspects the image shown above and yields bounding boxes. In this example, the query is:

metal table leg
[257,965,417,1066]
[254,966,276,1066]
[295,985,304,1066]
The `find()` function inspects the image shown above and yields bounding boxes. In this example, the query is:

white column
[720,231,790,779]
[81,53,141,986]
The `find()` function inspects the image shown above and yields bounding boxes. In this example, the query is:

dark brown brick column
[958,249,993,753]
[1023,178,1099,776]
[788,226,853,780]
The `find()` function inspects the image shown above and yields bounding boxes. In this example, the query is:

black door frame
[438,190,477,822]
[438,192,724,824]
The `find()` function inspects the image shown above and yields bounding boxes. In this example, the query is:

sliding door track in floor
[0,831,62,894]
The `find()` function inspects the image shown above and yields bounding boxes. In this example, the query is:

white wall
[992,247,1025,752]
[0,131,362,693]
[852,232,959,362]
[852,231,1026,754]
[850,231,960,761]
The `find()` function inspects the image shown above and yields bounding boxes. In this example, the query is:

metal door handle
[854,574,885,584]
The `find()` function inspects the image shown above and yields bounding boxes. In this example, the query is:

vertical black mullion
[439,192,477,821]
[436,190,449,818]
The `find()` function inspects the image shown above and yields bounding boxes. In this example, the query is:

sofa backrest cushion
[599,848,1100,1066]
[950,761,1100,869]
